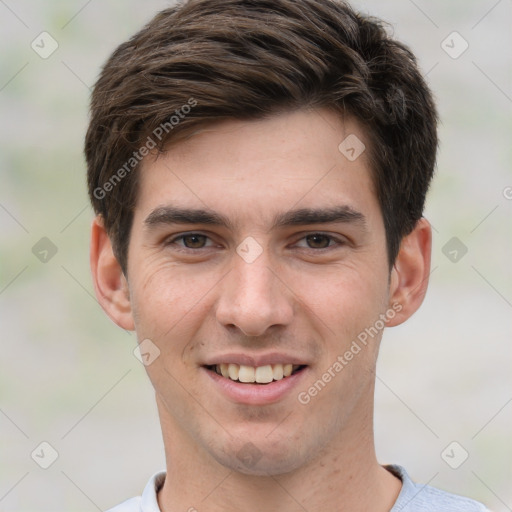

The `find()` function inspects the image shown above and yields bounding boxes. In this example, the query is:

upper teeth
[215,363,299,383]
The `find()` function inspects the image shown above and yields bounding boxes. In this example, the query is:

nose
[215,251,294,337]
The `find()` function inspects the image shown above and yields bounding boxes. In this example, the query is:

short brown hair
[85,0,438,274]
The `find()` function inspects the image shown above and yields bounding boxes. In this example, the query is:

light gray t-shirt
[106,465,489,511]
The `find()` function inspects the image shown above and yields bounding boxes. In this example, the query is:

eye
[305,234,331,249]
[295,233,343,250]
[167,233,212,249]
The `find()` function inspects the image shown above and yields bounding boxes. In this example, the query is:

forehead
[135,108,379,228]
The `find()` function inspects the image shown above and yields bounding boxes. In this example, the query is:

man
[85,0,489,510]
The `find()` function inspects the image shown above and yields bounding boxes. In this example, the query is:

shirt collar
[139,466,409,511]
[140,471,166,511]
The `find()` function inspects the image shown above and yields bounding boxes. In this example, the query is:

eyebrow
[272,206,366,230]
[144,205,367,231]
[144,207,234,229]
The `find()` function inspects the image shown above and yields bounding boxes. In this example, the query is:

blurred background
[1,0,511,510]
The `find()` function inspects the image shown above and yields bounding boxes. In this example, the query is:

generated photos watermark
[297,302,402,405]
[93,97,198,200]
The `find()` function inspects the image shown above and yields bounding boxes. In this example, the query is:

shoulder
[104,471,166,512]
[387,465,490,512]
[105,496,141,512]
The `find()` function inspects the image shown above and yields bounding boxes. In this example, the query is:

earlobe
[386,218,432,327]
[90,216,135,331]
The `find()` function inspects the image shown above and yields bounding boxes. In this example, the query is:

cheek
[291,261,389,339]
[129,260,211,339]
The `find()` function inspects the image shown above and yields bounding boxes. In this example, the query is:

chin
[209,434,317,477]
[216,451,305,477]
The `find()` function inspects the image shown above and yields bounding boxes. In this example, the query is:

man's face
[126,108,394,475]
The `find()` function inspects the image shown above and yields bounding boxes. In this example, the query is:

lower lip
[202,366,308,405]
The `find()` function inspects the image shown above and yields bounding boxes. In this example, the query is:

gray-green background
[1,1,511,510]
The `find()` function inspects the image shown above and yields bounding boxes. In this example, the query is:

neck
[155,394,401,512]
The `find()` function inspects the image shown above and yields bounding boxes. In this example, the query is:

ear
[386,217,432,327]
[90,216,135,331]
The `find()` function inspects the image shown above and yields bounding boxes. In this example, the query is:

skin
[91,108,431,511]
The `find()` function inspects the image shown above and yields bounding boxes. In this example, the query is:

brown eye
[181,234,208,248]
[305,234,331,249]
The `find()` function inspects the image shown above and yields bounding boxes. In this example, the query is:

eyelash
[166,233,215,250]
[165,232,346,251]
[294,233,345,250]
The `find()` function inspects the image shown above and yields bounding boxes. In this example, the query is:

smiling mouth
[205,363,307,384]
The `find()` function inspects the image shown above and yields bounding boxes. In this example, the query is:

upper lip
[202,353,309,367]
